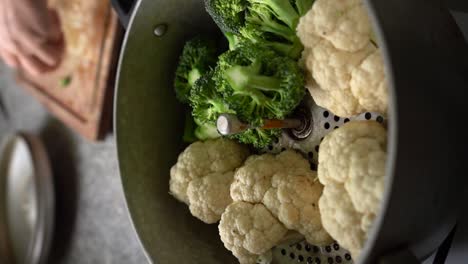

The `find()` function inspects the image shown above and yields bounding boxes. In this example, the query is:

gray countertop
[0,63,148,264]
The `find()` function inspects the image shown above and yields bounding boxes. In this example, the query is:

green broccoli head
[213,44,305,148]
[190,70,280,148]
[215,44,305,125]
[205,0,313,34]
[174,36,218,103]
[205,0,249,33]
[190,70,235,124]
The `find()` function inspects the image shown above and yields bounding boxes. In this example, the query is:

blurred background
[0,0,148,261]
[0,64,147,263]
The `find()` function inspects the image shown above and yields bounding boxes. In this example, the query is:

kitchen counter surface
[0,63,148,264]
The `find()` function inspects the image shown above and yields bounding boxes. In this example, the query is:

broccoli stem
[249,0,299,28]
[195,122,220,140]
[247,11,295,42]
[259,24,295,42]
[188,69,202,86]
[269,39,303,59]
[225,65,282,94]
[245,74,282,92]
[224,32,241,50]
[209,99,232,114]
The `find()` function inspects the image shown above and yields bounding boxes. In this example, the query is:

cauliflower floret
[297,0,389,117]
[187,171,234,224]
[319,184,366,258]
[219,202,287,264]
[307,0,372,52]
[263,173,332,245]
[318,121,386,186]
[345,139,386,214]
[231,150,331,246]
[305,39,376,117]
[296,16,321,50]
[318,121,387,259]
[230,150,311,203]
[309,40,375,91]
[170,138,249,204]
[307,80,364,119]
[350,50,389,114]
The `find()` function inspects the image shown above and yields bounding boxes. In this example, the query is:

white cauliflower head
[318,121,387,259]
[170,138,249,224]
[187,171,234,224]
[297,0,389,117]
[307,0,372,52]
[263,173,332,246]
[230,150,311,204]
[219,201,288,264]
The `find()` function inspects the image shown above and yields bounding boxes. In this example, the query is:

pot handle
[110,0,136,29]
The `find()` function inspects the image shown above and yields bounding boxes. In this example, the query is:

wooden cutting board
[16,0,123,141]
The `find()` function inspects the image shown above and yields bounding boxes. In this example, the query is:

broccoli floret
[204,0,313,35]
[213,44,305,148]
[205,0,249,33]
[215,44,305,125]
[239,0,313,58]
[248,0,299,29]
[189,71,231,141]
[239,23,303,59]
[190,71,234,124]
[206,0,313,58]
[174,36,218,103]
[245,4,295,41]
[251,0,314,21]
[230,128,281,148]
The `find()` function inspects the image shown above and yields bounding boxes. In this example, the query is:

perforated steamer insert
[254,94,386,264]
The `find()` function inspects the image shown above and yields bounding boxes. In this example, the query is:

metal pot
[112,0,468,263]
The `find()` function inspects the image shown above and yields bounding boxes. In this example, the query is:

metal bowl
[0,133,54,264]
